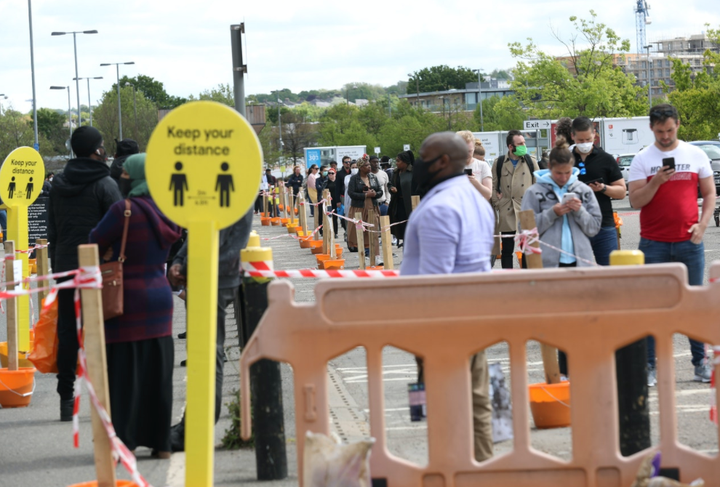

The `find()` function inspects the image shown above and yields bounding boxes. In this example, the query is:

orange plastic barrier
[240,263,720,487]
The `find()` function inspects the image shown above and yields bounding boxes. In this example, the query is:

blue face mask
[322,171,328,177]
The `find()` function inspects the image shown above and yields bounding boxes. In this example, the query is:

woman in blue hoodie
[520,137,602,268]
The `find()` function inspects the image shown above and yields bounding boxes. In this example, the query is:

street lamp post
[274,91,283,154]
[28,0,39,149]
[51,29,98,128]
[73,76,103,127]
[644,45,653,109]
[100,61,135,140]
[124,82,138,139]
[50,85,72,157]
[475,68,485,131]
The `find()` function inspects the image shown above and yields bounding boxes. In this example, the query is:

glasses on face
[578,161,586,175]
[650,109,675,118]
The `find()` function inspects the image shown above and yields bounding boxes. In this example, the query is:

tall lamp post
[50,85,72,157]
[51,29,98,128]
[474,68,485,131]
[274,90,283,154]
[100,61,135,140]
[73,76,103,127]
[28,1,39,149]
[644,45,653,109]
[124,82,139,139]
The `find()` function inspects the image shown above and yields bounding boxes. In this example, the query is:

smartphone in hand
[663,157,676,170]
[561,192,577,205]
[464,168,473,176]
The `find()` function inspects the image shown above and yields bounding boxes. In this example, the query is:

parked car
[689,141,720,194]
[616,153,635,185]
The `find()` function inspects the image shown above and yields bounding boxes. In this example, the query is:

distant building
[399,80,515,113]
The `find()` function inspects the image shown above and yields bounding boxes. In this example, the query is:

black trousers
[500,232,527,269]
[557,261,577,375]
[56,284,78,400]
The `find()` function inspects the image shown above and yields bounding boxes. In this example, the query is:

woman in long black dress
[387,150,417,248]
[346,156,382,254]
[89,153,181,458]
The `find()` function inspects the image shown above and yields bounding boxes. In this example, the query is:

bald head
[421,132,467,171]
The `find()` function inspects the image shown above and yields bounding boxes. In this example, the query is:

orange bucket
[294,208,299,215]
[68,481,139,487]
[270,218,282,226]
[0,341,34,368]
[323,259,345,270]
[300,239,312,249]
[316,254,331,265]
[280,218,290,226]
[0,367,36,408]
[260,217,271,226]
[278,204,285,212]
[311,246,325,255]
[516,251,524,265]
[287,225,299,234]
[529,381,571,429]
[308,240,323,249]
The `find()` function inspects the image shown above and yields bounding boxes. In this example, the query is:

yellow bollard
[610,249,644,266]
[240,231,288,480]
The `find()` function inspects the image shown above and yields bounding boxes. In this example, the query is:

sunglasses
[578,161,586,175]
[650,109,676,118]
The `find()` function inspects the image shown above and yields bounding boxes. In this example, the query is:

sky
[1,0,719,113]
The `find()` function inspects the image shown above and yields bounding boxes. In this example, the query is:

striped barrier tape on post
[244,269,400,278]
[241,260,274,272]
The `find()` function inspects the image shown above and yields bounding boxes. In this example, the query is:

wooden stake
[355,211,365,270]
[380,215,393,269]
[36,239,49,302]
[518,209,560,384]
[77,244,117,487]
[368,208,377,267]
[322,190,330,254]
[299,190,308,234]
[263,190,268,216]
[4,241,18,371]
[411,195,420,211]
[281,184,289,219]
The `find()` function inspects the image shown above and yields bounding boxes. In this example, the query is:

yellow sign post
[0,147,45,351]
[146,101,262,486]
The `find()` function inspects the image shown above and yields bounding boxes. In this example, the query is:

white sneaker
[647,366,657,387]
[694,363,712,383]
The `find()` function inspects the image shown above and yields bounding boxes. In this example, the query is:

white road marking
[386,425,428,431]
[166,451,185,487]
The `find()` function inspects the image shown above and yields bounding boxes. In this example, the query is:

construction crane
[635,0,652,54]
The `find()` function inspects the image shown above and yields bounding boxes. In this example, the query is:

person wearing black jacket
[48,126,123,421]
[167,209,253,451]
[286,165,303,196]
[387,150,418,246]
[346,156,383,253]
[109,138,140,185]
[335,157,352,233]
[320,168,342,238]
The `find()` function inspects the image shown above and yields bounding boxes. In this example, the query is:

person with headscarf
[89,153,182,458]
[346,155,383,255]
[387,150,418,247]
[49,126,122,422]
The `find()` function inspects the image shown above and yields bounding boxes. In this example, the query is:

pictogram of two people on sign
[169,161,234,207]
[7,176,35,199]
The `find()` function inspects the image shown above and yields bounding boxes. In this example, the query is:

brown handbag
[100,200,131,320]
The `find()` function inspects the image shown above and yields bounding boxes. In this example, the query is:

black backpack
[495,154,536,194]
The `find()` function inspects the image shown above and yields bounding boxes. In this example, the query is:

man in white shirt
[628,103,715,386]
[370,155,391,216]
[457,130,492,200]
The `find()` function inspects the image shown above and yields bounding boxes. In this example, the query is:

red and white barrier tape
[63,266,151,487]
[15,243,50,254]
[514,228,542,256]
[245,269,400,278]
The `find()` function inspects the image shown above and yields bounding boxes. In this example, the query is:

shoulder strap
[495,155,505,192]
[118,199,131,263]
[524,155,536,184]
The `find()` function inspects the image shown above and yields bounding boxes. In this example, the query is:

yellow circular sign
[0,147,45,207]
[145,101,263,229]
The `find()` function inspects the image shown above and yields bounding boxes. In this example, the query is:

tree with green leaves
[509,11,646,119]
[407,66,479,94]
[473,96,526,132]
[189,83,234,106]
[93,86,159,154]
[36,107,68,155]
[0,108,53,162]
[118,75,187,109]
[663,25,720,141]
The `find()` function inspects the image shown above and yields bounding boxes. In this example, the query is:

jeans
[379,203,388,216]
[639,237,706,366]
[590,225,618,266]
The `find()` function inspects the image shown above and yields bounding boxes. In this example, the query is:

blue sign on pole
[33,143,39,151]
[305,149,321,169]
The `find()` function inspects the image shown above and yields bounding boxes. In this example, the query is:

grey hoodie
[520,169,602,267]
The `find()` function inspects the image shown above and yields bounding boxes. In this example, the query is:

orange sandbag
[28,298,59,374]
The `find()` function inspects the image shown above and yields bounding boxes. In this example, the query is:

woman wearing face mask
[314,165,329,205]
[306,165,319,217]
[346,156,383,254]
[320,169,342,239]
[520,136,602,269]
[387,150,418,247]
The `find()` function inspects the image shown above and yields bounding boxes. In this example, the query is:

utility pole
[475,68,484,132]
[27,0,39,149]
[230,23,247,117]
[644,45,653,109]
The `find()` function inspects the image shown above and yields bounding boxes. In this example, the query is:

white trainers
[694,363,712,383]
[647,366,657,387]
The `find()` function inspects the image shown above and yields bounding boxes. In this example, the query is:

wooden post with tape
[380,215,393,269]
[298,189,308,235]
[78,244,117,487]
[368,208,377,267]
[4,241,18,371]
[355,211,366,270]
[36,239,49,302]
[518,209,560,384]
[322,190,330,254]
[263,191,268,217]
[411,195,420,211]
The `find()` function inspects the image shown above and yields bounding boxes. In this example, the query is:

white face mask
[576,142,594,154]
[351,168,359,175]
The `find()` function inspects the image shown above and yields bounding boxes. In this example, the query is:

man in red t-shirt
[628,103,716,386]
